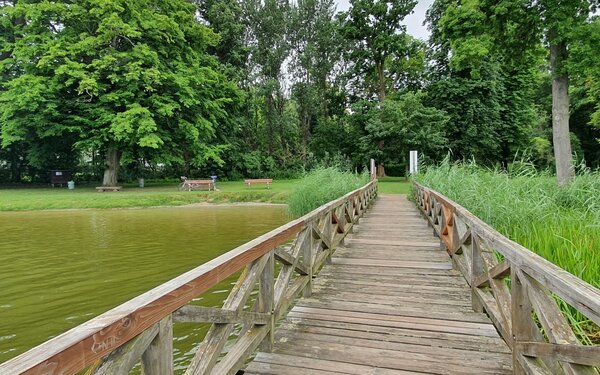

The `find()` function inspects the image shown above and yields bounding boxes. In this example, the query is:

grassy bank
[0,174,413,212]
[0,180,296,211]
[378,176,411,194]
[415,163,600,343]
[287,168,369,216]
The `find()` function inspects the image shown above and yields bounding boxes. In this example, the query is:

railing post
[511,267,534,375]
[141,315,173,375]
[258,252,274,352]
[303,224,315,297]
[470,234,484,313]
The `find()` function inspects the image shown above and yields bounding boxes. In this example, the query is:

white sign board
[370,158,376,179]
[409,151,418,174]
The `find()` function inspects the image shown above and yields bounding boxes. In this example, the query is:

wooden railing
[414,183,600,374]
[0,180,377,375]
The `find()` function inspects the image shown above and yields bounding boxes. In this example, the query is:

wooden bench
[244,178,273,189]
[180,179,214,191]
[96,186,122,192]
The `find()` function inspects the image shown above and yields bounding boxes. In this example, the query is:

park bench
[244,178,273,189]
[96,186,122,192]
[179,177,214,191]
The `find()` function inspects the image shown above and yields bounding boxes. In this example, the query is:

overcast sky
[335,0,433,40]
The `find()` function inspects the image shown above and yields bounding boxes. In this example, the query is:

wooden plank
[313,278,471,295]
[295,299,492,324]
[345,238,440,247]
[258,252,274,352]
[92,323,159,375]
[274,330,512,368]
[209,325,269,375]
[515,342,600,367]
[312,284,471,300]
[319,264,460,277]
[248,352,417,375]
[272,338,512,374]
[274,247,308,275]
[173,305,270,325]
[331,258,453,270]
[474,259,511,288]
[244,361,346,375]
[287,307,500,337]
[141,315,173,375]
[307,290,474,310]
[279,319,511,354]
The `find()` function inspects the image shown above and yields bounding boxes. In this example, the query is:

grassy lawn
[377,176,412,194]
[0,180,298,211]
[0,177,413,211]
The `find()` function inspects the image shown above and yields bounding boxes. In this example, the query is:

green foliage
[361,92,449,163]
[425,0,540,165]
[0,0,240,185]
[341,0,418,101]
[416,161,600,342]
[287,167,368,216]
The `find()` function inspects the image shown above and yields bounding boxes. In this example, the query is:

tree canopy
[0,0,599,184]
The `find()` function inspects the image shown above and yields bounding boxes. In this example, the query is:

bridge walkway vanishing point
[244,194,513,374]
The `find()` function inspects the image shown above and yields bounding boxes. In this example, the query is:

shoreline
[0,201,288,213]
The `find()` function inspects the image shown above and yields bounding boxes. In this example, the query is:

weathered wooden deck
[244,195,513,374]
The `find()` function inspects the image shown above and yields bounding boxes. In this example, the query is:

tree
[289,0,340,161]
[341,0,417,103]
[360,92,449,172]
[425,0,539,165]
[0,0,238,186]
[476,0,598,184]
[243,0,292,162]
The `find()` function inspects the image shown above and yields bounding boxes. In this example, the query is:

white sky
[335,0,433,40]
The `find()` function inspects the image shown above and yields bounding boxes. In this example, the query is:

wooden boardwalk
[244,194,513,375]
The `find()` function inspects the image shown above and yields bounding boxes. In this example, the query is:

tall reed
[287,167,368,217]
[415,161,600,343]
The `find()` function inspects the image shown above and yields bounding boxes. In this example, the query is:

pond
[0,204,289,367]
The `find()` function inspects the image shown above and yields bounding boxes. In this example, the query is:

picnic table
[179,177,214,191]
[244,178,273,189]
[96,186,122,192]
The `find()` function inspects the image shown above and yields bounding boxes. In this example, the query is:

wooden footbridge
[1,180,599,374]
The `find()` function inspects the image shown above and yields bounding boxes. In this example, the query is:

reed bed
[415,162,600,343]
[287,167,368,217]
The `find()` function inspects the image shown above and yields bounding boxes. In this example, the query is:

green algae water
[0,205,288,368]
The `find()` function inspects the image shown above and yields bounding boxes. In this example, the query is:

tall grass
[415,161,600,343]
[287,167,369,217]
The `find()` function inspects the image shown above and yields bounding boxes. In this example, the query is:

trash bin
[67,181,75,190]
[138,178,145,188]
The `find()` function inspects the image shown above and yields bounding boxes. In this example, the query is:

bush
[287,167,369,217]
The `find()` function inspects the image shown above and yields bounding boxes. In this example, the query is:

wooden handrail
[0,180,377,375]
[414,182,600,374]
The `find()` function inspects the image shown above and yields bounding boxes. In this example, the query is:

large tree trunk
[102,145,120,186]
[550,40,574,186]
[376,163,386,178]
